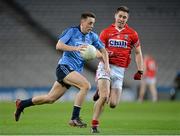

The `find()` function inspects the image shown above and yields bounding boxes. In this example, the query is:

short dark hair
[81,12,96,19]
[116,6,129,14]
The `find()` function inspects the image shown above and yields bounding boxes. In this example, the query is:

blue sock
[71,106,81,120]
[21,98,34,109]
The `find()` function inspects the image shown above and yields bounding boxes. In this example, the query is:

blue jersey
[58,26,104,73]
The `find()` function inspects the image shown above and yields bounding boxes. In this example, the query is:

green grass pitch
[0,101,180,135]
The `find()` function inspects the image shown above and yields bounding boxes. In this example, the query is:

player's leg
[138,79,147,102]
[108,65,124,108]
[64,71,91,106]
[149,80,158,102]
[63,71,91,127]
[91,62,111,133]
[14,64,71,122]
[14,81,67,121]
[32,81,67,104]
[93,86,99,101]
[92,62,108,102]
[109,88,121,108]
[91,79,110,133]
[108,77,123,108]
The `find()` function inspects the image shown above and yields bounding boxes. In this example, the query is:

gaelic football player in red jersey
[91,6,144,133]
[138,54,158,102]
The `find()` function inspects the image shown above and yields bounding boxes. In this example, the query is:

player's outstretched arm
[99,48,110,73]
[56,40,77,51]
[135,45,143,72]
[134,45,143,80]
[96,50,102,58]
[56,40,87,52]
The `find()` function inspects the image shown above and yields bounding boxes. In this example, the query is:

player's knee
[46,96,56,104]
[99,96,108,103]
[80,81,91,92]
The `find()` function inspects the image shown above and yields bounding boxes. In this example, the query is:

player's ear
[127,14,129,20]
[81,18,86,24]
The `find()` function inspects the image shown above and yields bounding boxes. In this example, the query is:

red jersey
[100,24,140,68]
[144,57,157,78]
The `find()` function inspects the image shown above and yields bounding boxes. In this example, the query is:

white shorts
[144,77,156,84]
[96,62,125,90]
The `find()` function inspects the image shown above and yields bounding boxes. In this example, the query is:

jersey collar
[112,23,128,32]
[77,25,89,35]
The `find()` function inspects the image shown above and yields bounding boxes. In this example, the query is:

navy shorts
[56,64,74,89]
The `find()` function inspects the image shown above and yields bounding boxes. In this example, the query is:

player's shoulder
[125,24,138,35]
[60,26,79,36]
[89,31,99,39]
[65,26,79,32]
[64,26,80,32]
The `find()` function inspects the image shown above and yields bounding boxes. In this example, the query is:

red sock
[92,120,99,127]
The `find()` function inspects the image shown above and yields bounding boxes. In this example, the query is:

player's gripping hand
[134,71,143,80]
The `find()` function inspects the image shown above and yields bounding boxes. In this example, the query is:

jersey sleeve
[58,28,73,44]
[99,30,108,47]
[131,31,140,48]
[92,33,105,50]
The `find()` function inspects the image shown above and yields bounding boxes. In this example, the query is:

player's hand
[134,71,143,80]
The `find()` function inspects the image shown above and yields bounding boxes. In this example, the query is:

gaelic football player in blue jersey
[14,12,110,128]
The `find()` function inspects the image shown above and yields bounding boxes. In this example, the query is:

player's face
[115,11,129,29]
[81,17,95,34]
